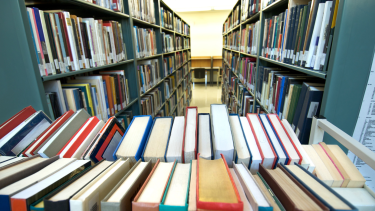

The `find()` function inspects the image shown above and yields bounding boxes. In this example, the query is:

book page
[165,163,190,206]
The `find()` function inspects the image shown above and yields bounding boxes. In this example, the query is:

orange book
[101,75,115,116]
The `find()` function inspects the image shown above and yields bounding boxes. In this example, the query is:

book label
[307,102,320,118]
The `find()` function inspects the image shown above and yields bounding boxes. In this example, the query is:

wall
[178,10,230,57]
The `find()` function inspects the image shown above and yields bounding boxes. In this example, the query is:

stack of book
[261,0,338,71]
[141,87,162,116]
[160,7,173,29]
[26,8,127,76]
[133,26,157,59]
[128,0,156,24]
[162,33,174,53]
[137,59,161,94]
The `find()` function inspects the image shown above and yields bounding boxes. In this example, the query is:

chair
[193,68,207,87]
[217,67,222,86]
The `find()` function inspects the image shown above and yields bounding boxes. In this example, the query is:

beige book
[312,144,343,187]
[0,156,15,162]
[137,162,174,203]
[184,108,197,163]
[143,118,172,164]
[328,145,366,188]
[0,157,45,180]
[188,160,197,211]
[229,116,251,167]
[102,161,152,211]
[229,168,252,211]
[0,157,25,168]
[302,145,334,186]
[333,188,375,211]
[253,175,281,211]
[115,116,150,164]
[47,161,113,202]
[286,165,351,210]
[0,158,76,196]
[70,158,132,211]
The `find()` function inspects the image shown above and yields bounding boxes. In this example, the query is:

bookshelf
[0,0,192,124]
[221,0,375,148]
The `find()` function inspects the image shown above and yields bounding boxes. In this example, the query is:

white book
[281,119,315,172]
[63,12,80,71]
[0,157,25,168]
[39,10,56,75]
[70,159,131,211]
[164,163,190,206]
[305,3,325,68]
[267,114,300,165]
[239,117,262,174]
[44,80,67,114]
[143,118,172,164]
[313,1,333,70]
[184,108,197,163]
[229,115,251,168]
[210,104,234,167]
[115,116,151,164]
[38,109,90,158]
[246,114,275,169]
[166,116,185,163]
[259,114,287,166]
[333,188,375,211]
[71,120,104,159]
[234,163,271,211]
[229,168,252,211]
[11,160,89,208]
[198,114,212,160]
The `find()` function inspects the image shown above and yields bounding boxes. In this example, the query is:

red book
[22,110,74,157]
[58,116,100,158]
[0,106,36,139]
[182,106,198,163]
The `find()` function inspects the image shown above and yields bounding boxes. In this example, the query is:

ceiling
[162,0,238,12]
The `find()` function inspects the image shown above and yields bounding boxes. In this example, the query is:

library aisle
[190,84,222,113]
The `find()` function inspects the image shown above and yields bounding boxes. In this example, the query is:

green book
[256,172,286,211]
[287,84,302,123]
[294,5,308,65]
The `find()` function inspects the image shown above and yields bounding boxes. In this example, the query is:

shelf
[154,101,166,116]
[262,0,288,12]
[176,61,188,69]
[241,13,260,25]
[241,52,257,58]
[140,79,165,98]
[42,59,134,81]
[136,54,162,61]
[114,98,138,116]
[259,56,327,79]
[256,98,270,114]
[132,18,160,28]
[163,51,176,55]
[161,27,174,33]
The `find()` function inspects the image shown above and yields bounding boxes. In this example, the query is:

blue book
[0,111,52,156]
[277,76,286,115]
[113,115,153,161]
[61,84,93,116]
[197,113,214,160]
[72,89,81,110]
[141,117,173,162]
[134,26,140,57]
[91,87,99,118]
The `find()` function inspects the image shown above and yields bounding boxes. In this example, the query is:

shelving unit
[0,0,192,124]
[220,0,375,148]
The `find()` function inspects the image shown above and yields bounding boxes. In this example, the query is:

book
[44,81,67,116]
[10,160,90,211]
[229,168,252,211]
[333,188,375,211]
[188,160,197,211]
[302,145,334,186]
[159,163,191,210]
[0,106,36,140]
[197,113,213,160]
[115,115,153,164]
[284,164,356,211]
[210,104,234,167]
[183,107,197,163]
[43,160,113,211]
[229,114,251,168]
[239,116,262,174]
[166,116,185,162]
[69,159,131,211]
[247,113,276,169]
[234,162,272,211]
[132,160,175,211]
[197,155,243,211]
[142,117,173,164]
[38,109,90,158]
[101,160,152,211]
[254,173,285,211]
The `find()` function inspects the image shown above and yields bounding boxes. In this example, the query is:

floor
[190,83,222,113]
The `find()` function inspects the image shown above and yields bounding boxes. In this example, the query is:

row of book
[176,51,188,67]
[27,8,127,77]
[174,16,190,35]
[129,0,156,24]
[134,26,157,58]
[227,30,240,51]
[261,0,338,71]
[165,93,176,115]
[175,36,190,50]
[241,0,261,21]
[44,72,130,122]
[240,20,260,55]
[83,0,124,12]
[140,87,162,116]
[162,33,174,53]
[137,59,161,94]
[160,7,173,29]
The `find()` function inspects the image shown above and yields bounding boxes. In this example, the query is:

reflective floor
[190,83,222,113]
